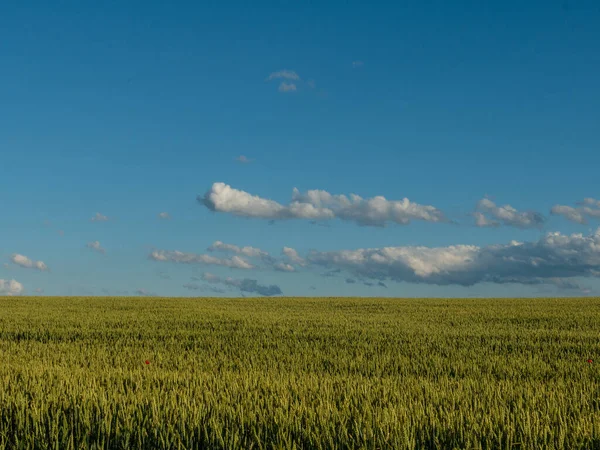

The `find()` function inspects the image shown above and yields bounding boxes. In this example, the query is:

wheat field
[0,296,599,449]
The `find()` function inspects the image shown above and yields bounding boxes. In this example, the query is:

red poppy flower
[145,360,150,365]
[587,359,593,364]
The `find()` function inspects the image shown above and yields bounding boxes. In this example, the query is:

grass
[0,296,599,449]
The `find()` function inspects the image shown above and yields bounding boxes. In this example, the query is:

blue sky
[1,0,600,297]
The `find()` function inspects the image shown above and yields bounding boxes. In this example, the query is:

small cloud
[149,249,254,269]
[236,155,252,164]
[322,268,342,278]
[182,283,226,294]
[135,289,157,297]
[307,79,316,89]
[278,82,297,93]
[309,285,317,290]
[34,288,44,293]
[474,198,544,229]
[266,70,300,81]
[551,198,600,224]
[11,254,49,271]
[158,272,171,279]
[378,281,387,288]
[0,279,24,296]
[158,212,170,220]
[274,262,295,272]
[202,272,283,296]
[345,278,356,284]
[86,241,106,254]
[91,212,109,222]
[352,61,364,68]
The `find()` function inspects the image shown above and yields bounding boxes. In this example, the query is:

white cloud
[208,241,270,259]
[11,254,48,271]
[266,70,300,81]
[474,198,545,229]
[91,212,109,222]
[87,241,105,254]
[0,279,23,296]
[149,250,254,269]
[473,212,499,227]
[282,247,306,266]
[278,82,297,92]
[551,198,600,224]
[201,272,282,296]
[199,182,446,226]
[306,228,600,288]
[274,262,296,272]
[35,288,44,293]
[352,61,364,68]
[236,155,252,164]
[158,212,170,219]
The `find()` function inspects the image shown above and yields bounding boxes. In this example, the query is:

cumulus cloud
[149,250,254,269]
[282,247,306,266]
[274,262,295,272]
[278,82,297,92]
[200,182,446,226]
[306,228,600,288]
[208,241,270,259]
[158,212,170,219]
[87,241,105,254]
[91,212,109,222]
[551,198,600,224]
[266,70,300,81]
[11,254,48,271]
[0,279,23,296]
[202,272,283,296]
[473,198,545,229]
[236,155,252,164]
[473,212,499,228]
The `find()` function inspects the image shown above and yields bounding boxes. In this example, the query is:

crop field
[0,296,599,449]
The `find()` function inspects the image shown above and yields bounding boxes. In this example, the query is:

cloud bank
[306,228,600,289]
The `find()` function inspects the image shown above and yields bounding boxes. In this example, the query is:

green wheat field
[0,296,599,449]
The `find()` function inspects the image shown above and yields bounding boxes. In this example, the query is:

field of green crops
[0,296,599,449]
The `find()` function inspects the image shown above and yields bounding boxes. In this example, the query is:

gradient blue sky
[2,0,600,297]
